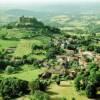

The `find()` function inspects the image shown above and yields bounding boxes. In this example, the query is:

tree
[6,24,13,29]
[74,75,82,91]
[0,77,29,99]
[86,83,96,98]
[46,48,56,59]
[95,71,100,87]
[0,60,9,70]
[88,62,99,84]
[5,66,15,74]
[30,79,48,94]
[95,46,100,53]
[72,97,76,100]
[47,45,64,59]
[88,62,98,71]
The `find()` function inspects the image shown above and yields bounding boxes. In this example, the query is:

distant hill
[6,9,34,17]
[0,3,100,25]
[0,9,47,25]
[0,16,61,39]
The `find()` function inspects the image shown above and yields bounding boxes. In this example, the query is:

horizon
[0,0,100,9]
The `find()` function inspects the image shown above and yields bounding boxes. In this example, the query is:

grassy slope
[47,81,88,100]
[0,39,18,49]
[14,39,33,57]
[13,37,49,58]
[6,28,34,39]
[1,65,45,81]
[14,39,47,57]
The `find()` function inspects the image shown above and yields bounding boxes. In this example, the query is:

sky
[0,0,99,8]
[0,0,99,5]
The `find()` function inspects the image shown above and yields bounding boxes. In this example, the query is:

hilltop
[0,16,60,40]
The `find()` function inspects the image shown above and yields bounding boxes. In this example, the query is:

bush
[86,83,96,98]
[29,90,50,100]
[5,66,15,74]
[56,77,60,85]
[46,48,56,59]
[0,60,9,70]
[47,46,64,59]
[30,79,48,94]
[60,97,67,100]
[0,76,2,83]
[0,77,29,99]
[72,97,76,100]
[52,75,58,80]
[74,62,99,98]
[75,73,88,91]
[95,71,100,86]
[74,75,82,91]
[30,79,40,93]
[95,46,100,53]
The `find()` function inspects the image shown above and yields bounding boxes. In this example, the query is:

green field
[14,39,33,57]
[0,65,45,81]
[0,39,18,49]
[47,81,88,100]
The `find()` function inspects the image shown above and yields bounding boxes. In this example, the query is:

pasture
[47,81,88,100]
[0,39,18,49]
[13,39,43,57]
[0,65,45,81]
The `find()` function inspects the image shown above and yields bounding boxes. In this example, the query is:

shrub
[86,83,96,98]
[95,46,100,53]
[30,79,48,94]
[74,75,82,91]
[29,90,50,100]
[87,45,95,51]
[0,77,29,99]
[47,46,64,59]
[38,80,48,91]
[52,75,58,80]
[56,77,60,85]
[0,60,9,70]
[5,66,15,74]
[26,56,34,64]
[60,97,67,100]
[30,79,40,93]
[6,24,13,29]
[95,71,100,86]
[75,72,88,91]
[11,60,23,67]
[46,48,56,59]
[0,76,2,83]
[72,97,76,100]
[74,62,99,98]
[88,62,98,71]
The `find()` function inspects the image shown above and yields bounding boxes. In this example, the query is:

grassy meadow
[48,81,88,100]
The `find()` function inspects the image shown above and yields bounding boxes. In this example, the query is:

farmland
[14,40,33,57]
[0,65,45,81]
[48,81,88,100]
[0,39,18,49]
